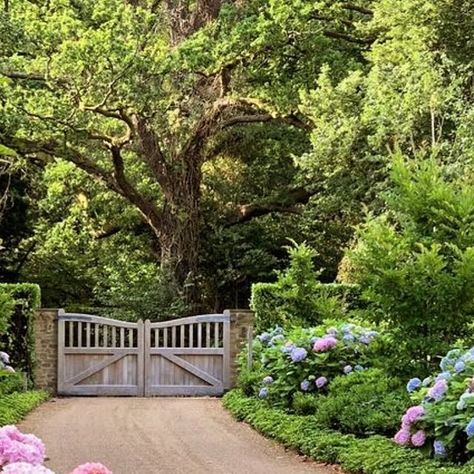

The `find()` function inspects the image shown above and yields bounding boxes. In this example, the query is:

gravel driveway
[18,398,339,474]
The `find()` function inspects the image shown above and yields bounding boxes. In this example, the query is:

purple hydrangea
[411,430,426,447]
[428,379,448,401]
[315,376,328,389]
[466,418,474,438]
[358,334,372,345]
[258,387,268,399]
[394,429,411,446]
[406,378,422,393]
[343,365,353,374]
[433,440,446,457]
[262,376,273,385]
[404,405,425,424]
[281,343,295,354]
[290,347,308,363]
[313,337,337,353]
[300,379,311,392]
[257,333,271,345]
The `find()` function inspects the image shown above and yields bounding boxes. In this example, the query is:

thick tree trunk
[158,157,202,309]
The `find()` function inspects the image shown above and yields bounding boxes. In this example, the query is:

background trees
[1,0,473,318]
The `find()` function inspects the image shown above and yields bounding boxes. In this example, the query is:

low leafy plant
[395,346,474,463]
[314,369,410,436]
[243,322,381,407]
[0,391,49,426]
[224,389,471,474]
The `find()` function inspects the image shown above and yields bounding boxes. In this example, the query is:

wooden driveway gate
[57,311,231,396]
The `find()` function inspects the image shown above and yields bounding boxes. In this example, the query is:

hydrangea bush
[395,347,474,463]
[0,425,112,473]
[246,322,381,406]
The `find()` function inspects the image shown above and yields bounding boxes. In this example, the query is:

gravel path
[18,397,339,474]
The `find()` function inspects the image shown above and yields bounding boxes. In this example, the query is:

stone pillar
[33,308,60,394]
[226,309,254,388]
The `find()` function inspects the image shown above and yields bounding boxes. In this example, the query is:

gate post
[225,309,254,389]
[33,308,60,394]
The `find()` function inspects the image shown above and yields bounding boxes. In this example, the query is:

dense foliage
[0,284,41,379]
[251,242,363,330]
[346,157,474,375]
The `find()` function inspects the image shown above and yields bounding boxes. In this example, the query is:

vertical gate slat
[206,323,211,348]
[94,324,99,347]
[172,326,176,347]
[120,328,125,348]
[128,328,133,348]
[103,325,108,348]
[198,323,202,348]
[163,328,168,348]
[189,323,194,348]
[69,322,73,348]
[214,323,219,348]
[112,327,116,347]
[86,322,91,348]
[180,325,185,348]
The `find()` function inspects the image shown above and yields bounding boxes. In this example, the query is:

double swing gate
[57,310,231,396]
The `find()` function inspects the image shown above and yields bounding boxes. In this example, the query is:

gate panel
[144,313,231,396]
[58,312,144,396]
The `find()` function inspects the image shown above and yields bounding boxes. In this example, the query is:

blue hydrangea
[281,343,295,354]
[466,418,474,438]
[436,372,452,382]
[406,378,422,393]
[341,323,355,333]
[455,360,466,373]
[271,334,285,344]
[354,365,364,372]
[290,347,308,363]
[262,376,273,385]
[422,377,432,387]
[300,379,311,392]
[258,387,268,399]
[342,334,355,344]
[457,392,474,411]
[433,440,446,457]
[359,334,372,345]
[257,332,271,345]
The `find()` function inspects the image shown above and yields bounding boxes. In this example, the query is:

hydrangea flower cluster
[395,346,474,461]
[0,351,16,373]
[253,322,379,404]
[0,426,112,473]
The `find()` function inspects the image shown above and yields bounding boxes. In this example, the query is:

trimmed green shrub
[314,369,410,436]
[0,371,26,396]
[0,283,41,379]
[223,390,473,474]
[250,243,363,331]
[0,390,49,425]
[0,291,14,336]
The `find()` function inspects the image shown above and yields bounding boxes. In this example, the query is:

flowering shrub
[246,322,381,406]
[0,352,16,374]
[395,347,474,463]
[0,425,112,473]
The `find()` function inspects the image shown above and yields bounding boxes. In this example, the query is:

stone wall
[33,309,59,394]
[226,309,255,388]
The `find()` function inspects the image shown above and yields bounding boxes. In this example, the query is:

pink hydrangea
[394,429,411,446]
[405,405,425,424]
[2,462,55,473]
[69,463,113,474]
[0,426,45,466]
[313,337,337,353]
[411,430,426,447]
